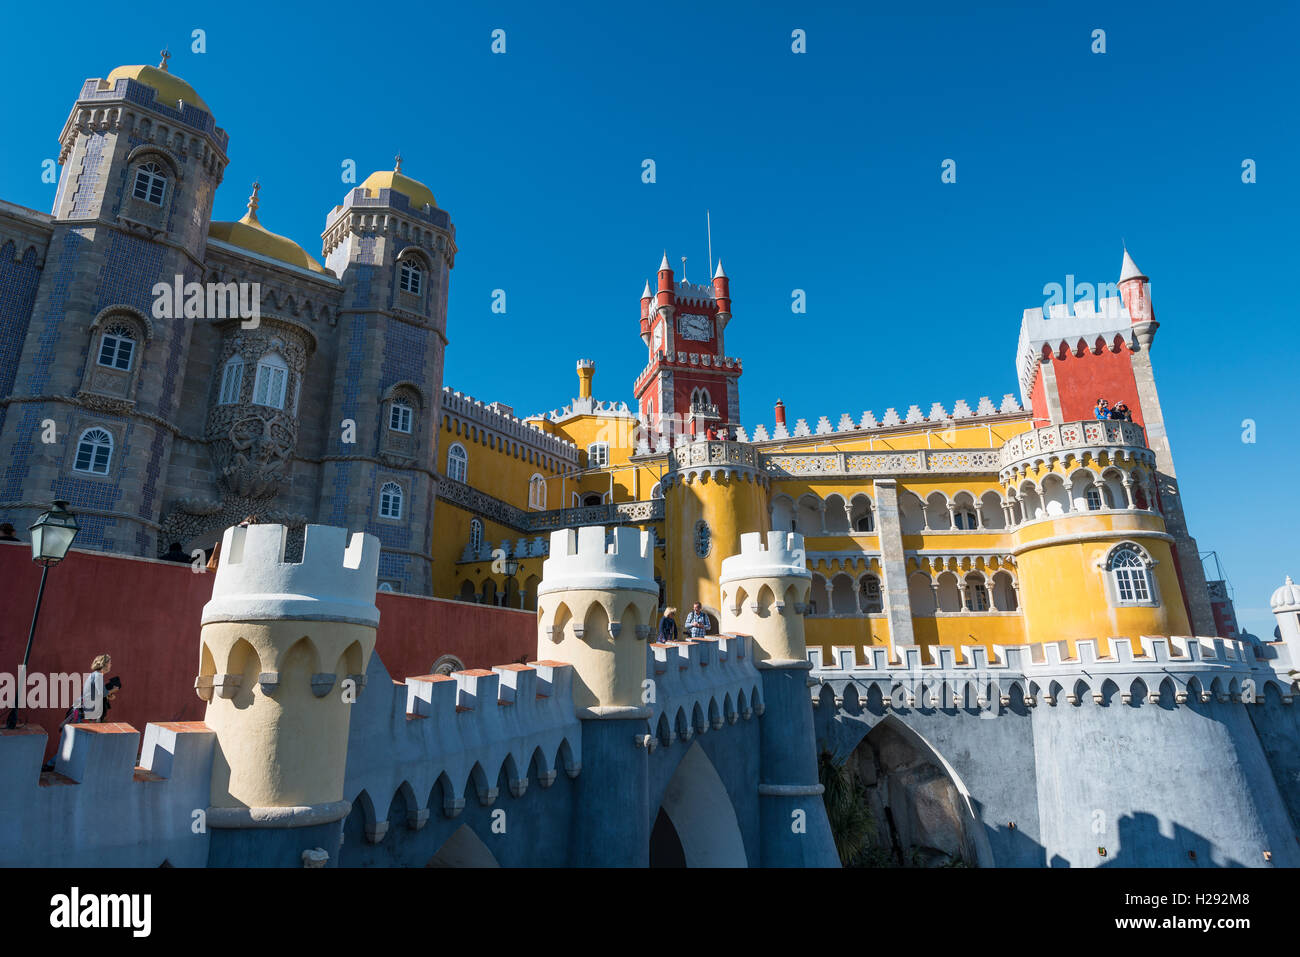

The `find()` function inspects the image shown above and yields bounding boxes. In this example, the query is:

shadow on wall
[1097,812,1243,868]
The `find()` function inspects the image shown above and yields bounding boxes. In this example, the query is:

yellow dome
[104,63,209,113]
[360,161,438,211]
[208,184,326,275]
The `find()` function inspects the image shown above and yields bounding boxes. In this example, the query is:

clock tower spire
[632,251,743,444]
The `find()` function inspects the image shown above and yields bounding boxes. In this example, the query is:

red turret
[639,279,652,339]
[656,251,675,308]
[774,398,786,429]
[712,259,731,320]
[1118,249,1153,323]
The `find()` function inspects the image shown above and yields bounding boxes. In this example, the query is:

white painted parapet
[808,636,1294,711]
[342,653,583,841]
[201,523,381,627]
[0,721,215,867]
[644,634,764,747]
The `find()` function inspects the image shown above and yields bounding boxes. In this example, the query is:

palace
[0,55,1240,664]
[6,57,1300,871]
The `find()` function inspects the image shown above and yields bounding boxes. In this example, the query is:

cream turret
[536,525,658,717]
[197,523,379,828]
[720,530,813,666]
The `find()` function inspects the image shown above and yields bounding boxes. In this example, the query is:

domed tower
[662,438,770,629]
[316,156,456,593]
[0,52,229,552]
[197,522,379,866]
[1271,577,1300,660]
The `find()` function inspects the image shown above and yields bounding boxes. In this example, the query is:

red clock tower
[633,252,742,442]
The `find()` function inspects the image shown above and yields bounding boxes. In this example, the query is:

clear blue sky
[3,1,1296,636]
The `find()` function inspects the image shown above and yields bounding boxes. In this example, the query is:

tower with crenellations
[196,522,379,866]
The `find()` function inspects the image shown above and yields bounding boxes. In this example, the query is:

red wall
[1047,347,1144,427]
[0,542,535,755]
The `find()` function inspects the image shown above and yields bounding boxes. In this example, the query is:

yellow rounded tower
[1001,422,1191,644]
[663,439,770,628]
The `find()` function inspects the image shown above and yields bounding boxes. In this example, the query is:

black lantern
[6,502,79,728]
[29,500,79,566]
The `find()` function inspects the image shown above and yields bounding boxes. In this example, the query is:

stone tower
[720,530,839,867]
[0,55,228,553]
[535,524,658,864]
[316,157,456,593]
[196,522,379,866]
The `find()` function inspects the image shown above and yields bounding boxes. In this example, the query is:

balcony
[999,420,1150,471]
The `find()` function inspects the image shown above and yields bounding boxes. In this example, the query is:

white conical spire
[641,280,652,299]
[659,251,671,272]
[1119,248,1146,283]
[713,259,727,279]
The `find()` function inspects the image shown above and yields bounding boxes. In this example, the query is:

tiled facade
[0,62,456,594]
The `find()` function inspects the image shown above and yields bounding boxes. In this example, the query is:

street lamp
[503,558,520,608]
[6,502,78,729]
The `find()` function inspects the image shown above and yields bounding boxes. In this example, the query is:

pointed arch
[427,824,500,868]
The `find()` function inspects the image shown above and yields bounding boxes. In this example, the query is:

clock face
[678,313,712,342]
[652,322,663,352]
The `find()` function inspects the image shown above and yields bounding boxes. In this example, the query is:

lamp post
[504,557,520,608]
[6,501,78,729]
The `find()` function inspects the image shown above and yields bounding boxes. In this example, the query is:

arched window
[447,443,468,482]
[252,353,288,409]
[964,574,989,611]
[97,323,136,371]
[469,518,483,553]
[378,481,403,519]
[1108,544,1153,603]
[650,481,662,500]
[528,473,547,509]
[1085,486,1103,511]
[218,356,244,405]
[389,401,414,434]
[74,428,113,475]
[398,259,423,295]
[131,162,167,205]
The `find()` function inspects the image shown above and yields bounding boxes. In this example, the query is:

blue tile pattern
[0,242,43,433]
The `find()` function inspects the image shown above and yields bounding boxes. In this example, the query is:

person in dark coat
[658,607,678,643]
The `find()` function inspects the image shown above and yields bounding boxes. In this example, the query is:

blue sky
[2,1,1296,636]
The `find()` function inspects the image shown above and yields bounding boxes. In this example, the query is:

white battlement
[1015,295,1133,405]
[536,525,657,597]
[201,524,381,627]
[808,636,1295,712]
[0,721,216,866]
[720,530,811,584]
[344,655,583,830]
[737,395,1024,445]
[646,634,765,740]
